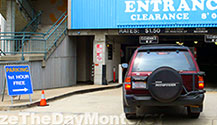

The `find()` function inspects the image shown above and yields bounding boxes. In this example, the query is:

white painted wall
[0,14,6,32]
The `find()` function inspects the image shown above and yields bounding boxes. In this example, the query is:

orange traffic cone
[39,90,48,106]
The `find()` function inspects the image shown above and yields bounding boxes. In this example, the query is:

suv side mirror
[122,63,128,69]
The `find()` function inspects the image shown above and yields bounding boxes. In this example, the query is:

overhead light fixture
[176,42,184,45]
[194,41,198,44]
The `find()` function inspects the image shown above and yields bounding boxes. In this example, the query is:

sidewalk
[0,83,122,110]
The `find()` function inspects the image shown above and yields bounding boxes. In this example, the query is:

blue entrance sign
[117,0,217,28]
[70,0,217,29]
[5,65,33,96]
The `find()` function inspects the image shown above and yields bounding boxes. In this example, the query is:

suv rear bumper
[125,93,204,107]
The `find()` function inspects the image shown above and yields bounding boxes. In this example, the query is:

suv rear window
[132,51,196,72]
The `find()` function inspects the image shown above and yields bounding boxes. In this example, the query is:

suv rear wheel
[147,67,183,103]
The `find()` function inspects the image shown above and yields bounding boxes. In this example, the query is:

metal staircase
[0,11,68,61]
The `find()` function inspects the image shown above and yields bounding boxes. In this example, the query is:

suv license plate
[132,82,147,89]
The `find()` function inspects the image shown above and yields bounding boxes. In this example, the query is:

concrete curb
[0,83,122,111]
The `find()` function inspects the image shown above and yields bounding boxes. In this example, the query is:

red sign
[96,44,103,62]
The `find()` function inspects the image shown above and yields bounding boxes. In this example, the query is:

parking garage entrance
[107,28,217,89]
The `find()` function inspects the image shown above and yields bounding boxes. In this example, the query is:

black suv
[122,45,205,119]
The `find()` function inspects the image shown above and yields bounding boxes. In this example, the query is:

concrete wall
[68,30,122,85]
[32,0,67,25]
[76,36,93,82]
[0,0,28,32]
[30,36,76,89]
[0,36,77,93]
[0,66,6,94]
[15,3,28,32]
[0,14,6,51]
[93,33,106,85]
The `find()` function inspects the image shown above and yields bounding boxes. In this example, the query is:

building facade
[0,0,217,93]
[68,0,217,85]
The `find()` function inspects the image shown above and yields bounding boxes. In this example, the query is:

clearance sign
[117,0,217,28]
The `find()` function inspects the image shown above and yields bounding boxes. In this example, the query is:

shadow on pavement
[127,106,205,125]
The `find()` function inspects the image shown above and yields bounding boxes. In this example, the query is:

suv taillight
[198,76,204,89]
[125,84,131,90]
[124,77,131,90]
[125,77,131,83]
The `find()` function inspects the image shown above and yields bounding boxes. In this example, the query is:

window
[132,51,196,72]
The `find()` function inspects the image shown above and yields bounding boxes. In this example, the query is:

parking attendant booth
[68,0,217,87]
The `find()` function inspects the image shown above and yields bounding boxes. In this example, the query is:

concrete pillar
[93,33,106,85]
[5,0,15,52]
[0,15,6,51]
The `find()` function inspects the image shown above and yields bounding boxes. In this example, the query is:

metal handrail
[47,26,67,51]
[0,11,68,60]
[0,32,45,36]
[0,32,45,34]
[45,11,67,35]
[44,13,67,59]
[21,11,43,32]
[45,15,67,40]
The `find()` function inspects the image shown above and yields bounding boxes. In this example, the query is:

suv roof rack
[140,44,183,47]
[138,44,188,50]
